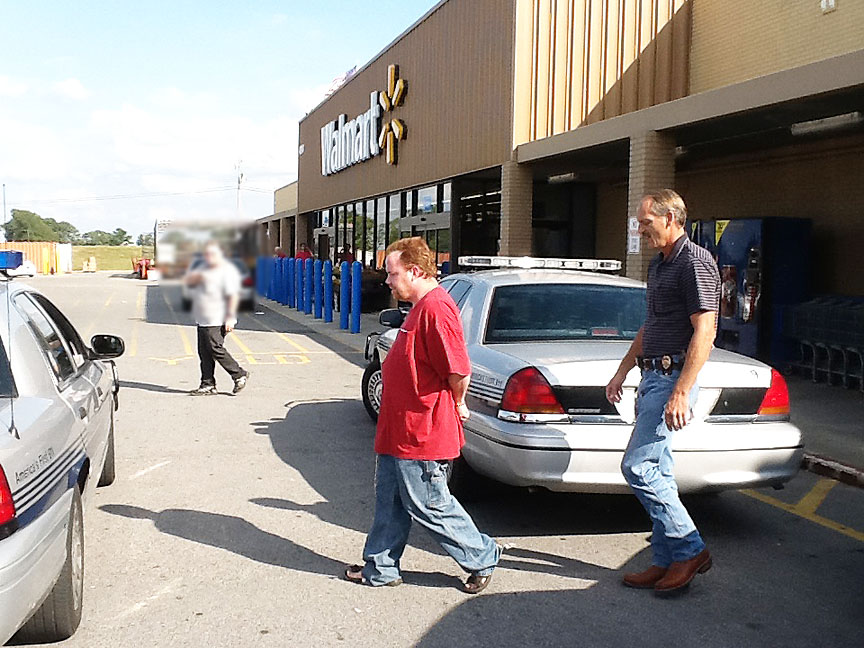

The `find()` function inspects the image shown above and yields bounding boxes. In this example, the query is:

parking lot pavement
[17,273,864,648]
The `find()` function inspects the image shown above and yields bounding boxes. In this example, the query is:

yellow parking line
[250,318,310,353]
[229,332,257,364]
[177,327,194,356]
[104,294,113,308]
[128,288,144,357]
[741,480,864,543]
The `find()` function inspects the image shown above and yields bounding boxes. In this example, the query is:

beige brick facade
[690,0,864,94]
[625,131,675,280]
[499,160,534,256]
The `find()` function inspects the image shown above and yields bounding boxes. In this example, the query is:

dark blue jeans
[361,455,501,586]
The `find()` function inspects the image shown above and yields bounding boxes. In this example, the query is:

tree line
[3,209,153,246]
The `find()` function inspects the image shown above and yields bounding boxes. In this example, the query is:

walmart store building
[293,0,864,295]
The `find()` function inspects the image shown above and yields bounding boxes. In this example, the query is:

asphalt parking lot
[18,272,864,648]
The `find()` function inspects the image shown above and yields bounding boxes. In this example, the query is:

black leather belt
[637,354,685,375]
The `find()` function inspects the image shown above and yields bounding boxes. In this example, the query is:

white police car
[0,251,124,644]
[362,256,803,496]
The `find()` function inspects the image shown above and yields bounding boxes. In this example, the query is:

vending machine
[690,218,811,367]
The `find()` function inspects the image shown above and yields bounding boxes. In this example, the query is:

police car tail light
[499,367,566,422]
[756,369,790,420]
[0,465,15,526]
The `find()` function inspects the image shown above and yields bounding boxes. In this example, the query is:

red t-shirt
[375,286,472,460]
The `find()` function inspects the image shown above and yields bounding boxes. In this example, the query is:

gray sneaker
[233,372,249,394]
[190,385,217,396]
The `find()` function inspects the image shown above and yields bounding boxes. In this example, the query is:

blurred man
[184,242,249,396]
[345,237,500,594]
[606,190,719,595]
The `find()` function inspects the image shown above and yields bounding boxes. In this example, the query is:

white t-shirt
[191,262,241,327]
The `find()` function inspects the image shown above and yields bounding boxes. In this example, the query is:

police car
[361,256,803,495]
[0,252,124,644]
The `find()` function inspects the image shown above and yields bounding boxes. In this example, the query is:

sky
[0,0,439,240]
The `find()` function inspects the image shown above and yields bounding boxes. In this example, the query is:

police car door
[28,293,112,469]
[13,293,95,496]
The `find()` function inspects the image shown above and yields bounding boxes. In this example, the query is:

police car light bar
[458,256,622,272]
[0,251,23,271]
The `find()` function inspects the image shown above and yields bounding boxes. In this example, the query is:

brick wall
[690,0,864,94]
[500,161,534,256]
[625,131,675,279]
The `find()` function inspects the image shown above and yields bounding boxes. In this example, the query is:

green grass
[72,246,153,271]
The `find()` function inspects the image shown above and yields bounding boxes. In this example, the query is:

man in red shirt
[295,243,313,261]
[345,237,501,593]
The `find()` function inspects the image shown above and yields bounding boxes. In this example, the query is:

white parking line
[129,460,172,480]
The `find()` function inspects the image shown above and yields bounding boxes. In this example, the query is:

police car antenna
[2,184,18,439]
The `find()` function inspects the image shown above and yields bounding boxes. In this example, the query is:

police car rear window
[485,284,646,343]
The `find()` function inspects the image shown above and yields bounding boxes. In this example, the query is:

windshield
[485,283,646,343]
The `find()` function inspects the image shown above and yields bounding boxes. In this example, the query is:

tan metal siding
[513,0,691,146]
[298,0,516,214]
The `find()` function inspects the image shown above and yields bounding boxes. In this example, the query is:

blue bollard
[268,258,277,300]
[323,260,333,323]
[295,258,304,312]
[287,257,295,308]
[282,258,290,305]
[350,261,362,334]
[276,258,286,305]
[339,262,350,330]
[304,258,313,314]
[313,259,323,319]
[256,258,262,295]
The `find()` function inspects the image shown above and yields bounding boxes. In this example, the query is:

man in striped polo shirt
[606,189,720,595]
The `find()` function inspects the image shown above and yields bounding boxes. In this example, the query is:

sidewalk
[257,296,864,487]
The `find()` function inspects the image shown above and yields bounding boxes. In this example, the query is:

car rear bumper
[462,417,804,494]
[0,489,71,644]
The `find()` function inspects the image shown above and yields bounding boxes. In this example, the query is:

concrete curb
[802,453,864,489]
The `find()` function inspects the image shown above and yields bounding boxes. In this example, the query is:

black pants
[197,326,245,387]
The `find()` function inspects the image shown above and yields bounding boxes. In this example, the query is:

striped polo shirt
[642,234,720,357]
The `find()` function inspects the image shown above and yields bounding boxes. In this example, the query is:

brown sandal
[463,571,493,594]
[344,564,403,587]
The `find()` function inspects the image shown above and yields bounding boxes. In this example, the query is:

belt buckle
[661,355,673,373]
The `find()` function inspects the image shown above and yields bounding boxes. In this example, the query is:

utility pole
[235,160,244,221]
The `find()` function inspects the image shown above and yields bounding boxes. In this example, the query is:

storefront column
[499,160,533,256]
[626,131,675,280]
[295,213,311,255]
[279,218,291,254]
[258,223,270,257]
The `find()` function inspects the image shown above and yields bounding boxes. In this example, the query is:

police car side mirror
[378,309,404,328]
[90,334,126,359]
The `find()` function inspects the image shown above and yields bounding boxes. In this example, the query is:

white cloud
[0,75,29,97]
[53,78,90,101]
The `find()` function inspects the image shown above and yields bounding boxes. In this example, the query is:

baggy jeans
[621,369,705,567]
[197,325,245,387]
[361,454,501,586]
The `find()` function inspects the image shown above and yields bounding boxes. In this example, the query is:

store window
[417,186,437,214]
[388,193,401,249]
[364,200,374,266]
[442,183,451,213]
[376,197,387,268]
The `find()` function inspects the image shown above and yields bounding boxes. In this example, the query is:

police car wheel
[181,298,192,311]
[447,456,482,500]
[361,359,382,422]
[98,408,116,487]
[14,486,84,643]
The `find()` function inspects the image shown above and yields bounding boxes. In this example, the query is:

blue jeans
[621,369,705,567]
[361,455,501,586]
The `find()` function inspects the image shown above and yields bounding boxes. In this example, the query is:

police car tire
[181,297,192,311]
[361,359,382,422]
[15,486,84,643]
[98,410,116,487]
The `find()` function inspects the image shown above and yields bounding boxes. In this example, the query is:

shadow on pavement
[99,504,347,577]
[119,379,189,394]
